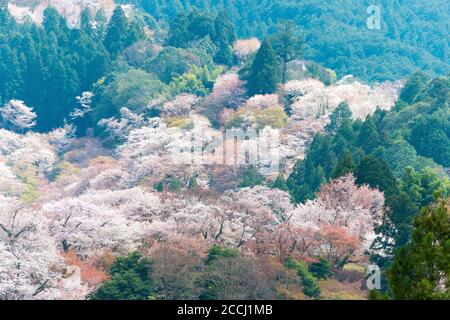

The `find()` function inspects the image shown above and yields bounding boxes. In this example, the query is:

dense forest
[120,0,450,81]
[0,1,449,301]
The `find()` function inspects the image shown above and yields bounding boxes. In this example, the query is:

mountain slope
[120,0,450,82]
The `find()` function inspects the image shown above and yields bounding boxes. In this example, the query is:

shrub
[285,257,321,298]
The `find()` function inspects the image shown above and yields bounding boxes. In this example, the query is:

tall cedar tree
[104,6,129,58]
[247,39,280,96]
[271,21,302,84]
[214,11,237,66]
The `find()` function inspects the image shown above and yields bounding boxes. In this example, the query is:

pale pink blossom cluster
[233,38,261,62]
[286,78,400,120]
[290,175,387,257]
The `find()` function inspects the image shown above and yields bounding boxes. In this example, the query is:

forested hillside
[120,0,450,81]
[0,1,449,301]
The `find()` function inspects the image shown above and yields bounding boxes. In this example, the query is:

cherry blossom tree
[41,194,149,257]
[98,107,145,143]
[70,92,94,120]
[142,189,278,249]
[0,162,26,197]
[0,130,57,182]
[209,73,246,110]
[287,174,386,264]
[287,78,400,120]
[203,73,246,126]
[233,38,261,62]
[0,100,37,132]
[161,94,199,117]
[148,235,207,299]
[316,174,385,242]
[244,94,282,110]
[46,122,76,155]
[62,250,108,290]
[0,196,62,299]
[313,225,361,267]
[231,186,293,222]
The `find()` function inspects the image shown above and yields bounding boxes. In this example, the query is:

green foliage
[0,7,109,131]
[167,65,220,97]
[213,11,237,66]
[144,47,214,84]
[240,165,264,188]
[135,0,450,81]
[0,3,153,132]
[255,107,288,129]
[399,71,429,104]
[355,156,398,194]
[325,102,352,134]
[285,257,321,298]
[368,289,389,300]
[205,246,239,265]
[408,112,450,167]
[287,133,336,203]
[269,175,289,191]
[308,258,334,280]
[375,137,441,177]
[168,177,182,192]
[93,69,165,122]
[245,39,280,96]
[167,10,236,65]
[90,252,154,300]
[154,181,164,192]
[168,72,209,97]
[400,167,450,210]
[166,117,194,129]
[332,149,356,179]
[187,174,198,189]
[387,197,450,300]
[104,6,130,58]
[356,116,383,154]
[270,21,303,84]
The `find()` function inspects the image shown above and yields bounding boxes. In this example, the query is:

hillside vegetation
[0,2,449,300]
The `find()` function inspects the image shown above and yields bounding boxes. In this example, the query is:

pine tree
[90,252,154,300]
[387,196,450,300]
[80,8,93,34]
[400,71,428,104]
[240,165,264,188]
[269,175,289,191]
[94,9,108,39]
[271,21,303,84]
[104,6,129,58]
[213,11,236,65]
[246,39,280,96]
[325,102,352,134]
[356,117,382,154]
[287,160,309,204]
[355,156,397,194]
[167,13,189,47]
[42,7,60,35]
[332,149,356,178]
[308,258,334,279]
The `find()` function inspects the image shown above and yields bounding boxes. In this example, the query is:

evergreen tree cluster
[0,5,145,131]
[167,10,237,66]
[387,196,449,300]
